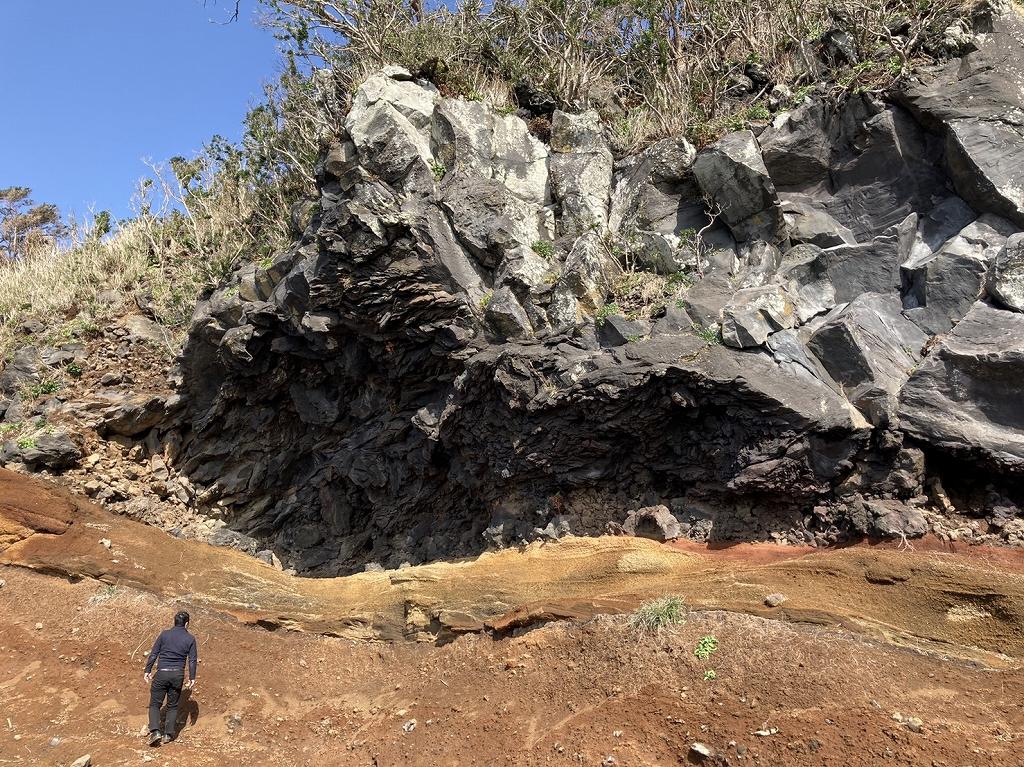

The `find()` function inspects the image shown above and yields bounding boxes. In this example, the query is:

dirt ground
[3,566,1024,767]
[4,469,1024,765]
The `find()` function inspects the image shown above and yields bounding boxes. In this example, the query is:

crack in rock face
[163,10,1024,575]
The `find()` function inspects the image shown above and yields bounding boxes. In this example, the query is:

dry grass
[630,595,689,633]
[0,174,256,361]
[267,0,975,152]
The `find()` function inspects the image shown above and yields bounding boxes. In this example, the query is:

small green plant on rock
[430,160,447,181]
[595,302,622,327]
[693,324,722,346]
[479,291,493,309]
[66,361,84,379]
[704,669,717,681]
[531,240,554,259]
[23,378,62,399]
[16,436,36,450]
[631,595,688,633]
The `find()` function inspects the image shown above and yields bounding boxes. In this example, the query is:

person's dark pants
[148,670,184,737]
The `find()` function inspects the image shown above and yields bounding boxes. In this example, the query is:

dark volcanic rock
[989,233,1024,312]
[159,60,1024,573]
[100,394,178,437]
[900,302,1024,472]
[692,130,785,243]
[807,293,927,427]
[623,505,680,541]
[19,432,82,471]
[898,6,1024,226]
[901,214,1016,335]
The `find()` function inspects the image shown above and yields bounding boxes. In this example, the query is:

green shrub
[631,595,688,633]
[694,634,719,660]
[531,240,555,259]
[66,361,84,379]
[24,378,61,398]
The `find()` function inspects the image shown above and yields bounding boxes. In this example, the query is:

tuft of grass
[630,595,688,633]
[88,584,120,605]
[694,634,719,660]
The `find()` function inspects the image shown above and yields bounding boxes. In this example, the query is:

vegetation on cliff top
[0,0,974,360]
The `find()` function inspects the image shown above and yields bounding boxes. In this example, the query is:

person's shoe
[148,730,162,747]
[161,734,174,745]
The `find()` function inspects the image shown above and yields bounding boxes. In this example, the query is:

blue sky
[1,1,279,222]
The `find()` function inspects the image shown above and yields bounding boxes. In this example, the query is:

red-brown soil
[3,469,1024,765]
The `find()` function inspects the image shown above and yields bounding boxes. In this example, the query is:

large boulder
[100,394,178,437]
[817,216,916,303]
[761,97,946,242]
[807,293,927,426]
[760,100,832,188]
[721,285,796,349]
[692,130,785,243]
[622,505,680,541]
[901,214,1017,334]
[778,244,837,323]
[898,6,1024,226]
[14,431,81,471]
[344,69,437,191]
[609,137,698,236]
[900,302,1024,472]
[780,196,857,248]
[549,110,613,237]
[0,347,43,395]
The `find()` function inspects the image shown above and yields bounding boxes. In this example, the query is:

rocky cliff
[7,5,1023,575]
[165,4,1024,574]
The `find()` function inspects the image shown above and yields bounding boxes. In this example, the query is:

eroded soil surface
[3,469,1024,765]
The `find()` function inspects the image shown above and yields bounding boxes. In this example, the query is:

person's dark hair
[174,611,190,627]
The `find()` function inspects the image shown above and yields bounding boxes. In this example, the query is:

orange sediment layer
[3,468,1024,661]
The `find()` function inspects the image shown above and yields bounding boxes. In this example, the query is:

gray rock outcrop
[900,302,1024,472]
[158,42,1024,571]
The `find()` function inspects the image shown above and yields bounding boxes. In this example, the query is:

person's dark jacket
[144,626,198,680]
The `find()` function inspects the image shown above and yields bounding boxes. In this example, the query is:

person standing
[143,610,198,746]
